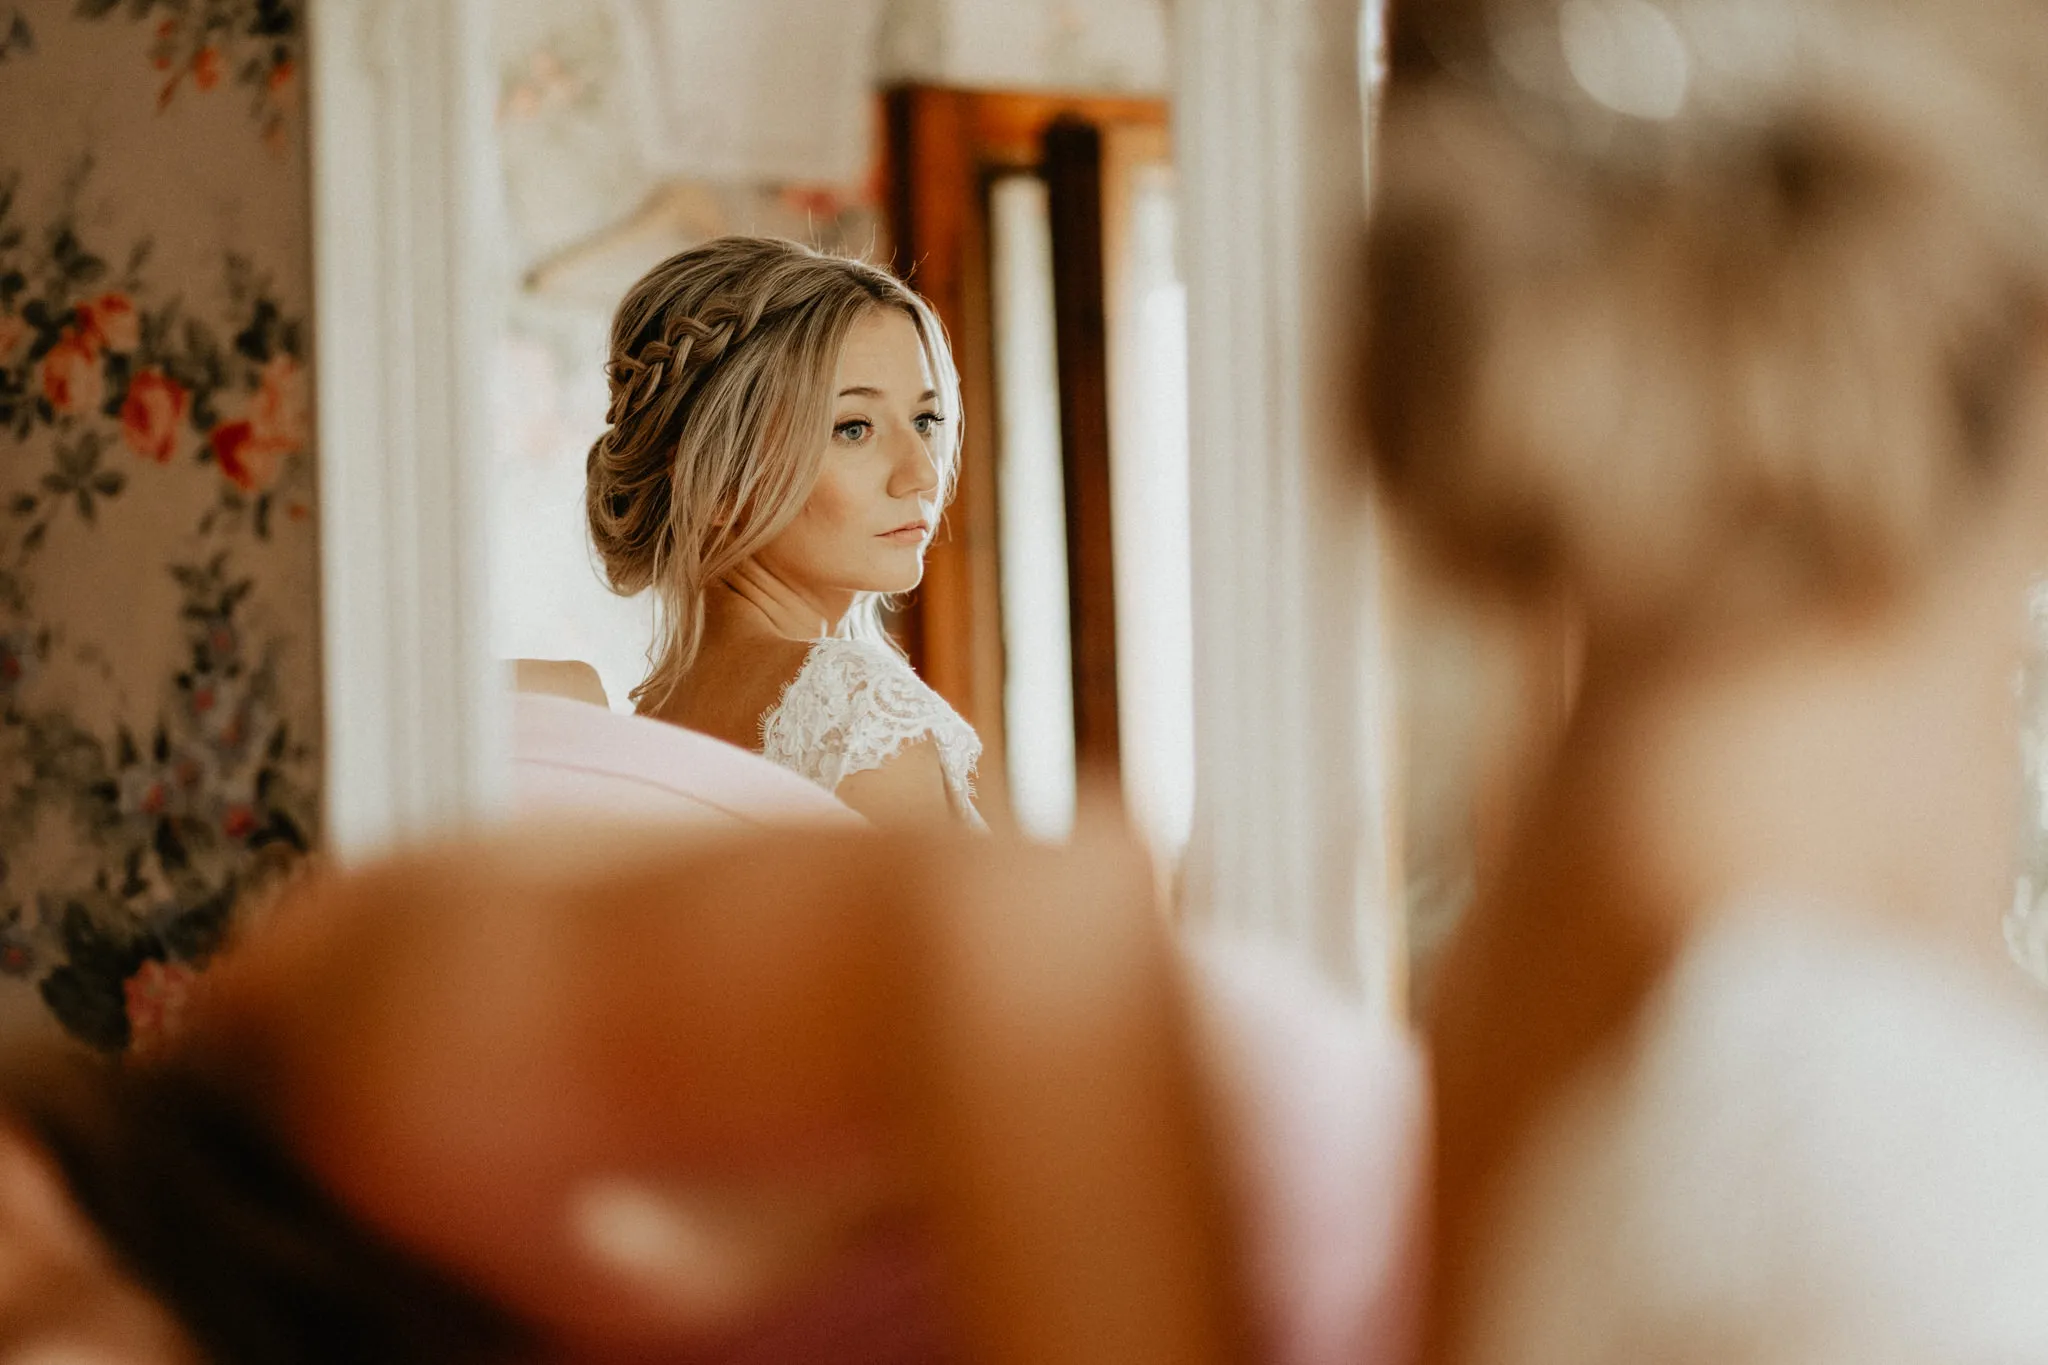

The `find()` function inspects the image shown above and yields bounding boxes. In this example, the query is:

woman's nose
[888,424,942,498]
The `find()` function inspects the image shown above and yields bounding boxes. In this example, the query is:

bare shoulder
[672,637,819,750]
[510,659,609,707]
[750,636,824,701]
[834,736,953,827]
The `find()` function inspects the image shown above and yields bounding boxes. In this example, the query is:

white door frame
[309,0,505,859]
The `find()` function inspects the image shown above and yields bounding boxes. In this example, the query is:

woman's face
[754,309,947,601]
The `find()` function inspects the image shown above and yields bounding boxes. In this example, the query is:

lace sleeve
[759,638,982,816]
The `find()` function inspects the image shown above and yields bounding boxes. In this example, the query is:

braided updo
[585,237,960,709]
[1364,0,2048,628]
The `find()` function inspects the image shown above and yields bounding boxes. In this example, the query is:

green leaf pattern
[73,0,302,146]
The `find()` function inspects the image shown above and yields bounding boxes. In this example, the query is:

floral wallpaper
[0,0,316,1054]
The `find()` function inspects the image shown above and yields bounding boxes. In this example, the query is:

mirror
[482,1,1193,852]
[299,0,1392,996]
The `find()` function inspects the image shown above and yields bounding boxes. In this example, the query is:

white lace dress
[1461,902,2048,1365]
[758,637,983,825]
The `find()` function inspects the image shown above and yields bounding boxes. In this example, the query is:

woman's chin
[880,569,925,594]
[864,555,926,595]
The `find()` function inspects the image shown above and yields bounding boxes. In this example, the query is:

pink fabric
[510,693,862,827]
[1191,943,1430,1365]
[659,952,1430,1365]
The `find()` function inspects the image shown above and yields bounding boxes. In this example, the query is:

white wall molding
[1173,0,1399,1001]
[310,0,505,859]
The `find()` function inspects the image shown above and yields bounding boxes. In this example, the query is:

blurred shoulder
[1465,909,2048,1365]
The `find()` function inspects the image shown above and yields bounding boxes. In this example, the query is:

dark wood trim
[880,85,1169,815]
[1043,117,1121,778]
[882,86,1010,821]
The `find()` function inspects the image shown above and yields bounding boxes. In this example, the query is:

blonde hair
[586,237,961,709]
[1364,0,2048,627]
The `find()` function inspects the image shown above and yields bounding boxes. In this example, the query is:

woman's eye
[834,420,872,444]
[913,412,947,437]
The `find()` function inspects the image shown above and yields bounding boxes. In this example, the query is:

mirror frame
[309,0,1401,1005]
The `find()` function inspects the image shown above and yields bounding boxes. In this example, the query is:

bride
[581,236,982,828]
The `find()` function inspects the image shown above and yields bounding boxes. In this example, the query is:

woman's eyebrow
[837,386,940,402]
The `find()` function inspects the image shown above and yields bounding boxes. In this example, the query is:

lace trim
[758,637,981,815]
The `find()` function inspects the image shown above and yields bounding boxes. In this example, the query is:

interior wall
[879,0,1170,93]
[0,0,318,1054]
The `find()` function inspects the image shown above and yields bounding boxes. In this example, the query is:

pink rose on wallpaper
[78,293,139,353]
[223,805,259,841]
[193,46,224,92]
[120,369,189,463]
[0,313,27,365]
[210,357,308,490]
[250,355,309,453]
[210,419,270,490]
[150,18,176,70]
[39,333,104,415]
[124,959,201,1060]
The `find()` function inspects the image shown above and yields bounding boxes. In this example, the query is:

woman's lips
[879,523,930,544]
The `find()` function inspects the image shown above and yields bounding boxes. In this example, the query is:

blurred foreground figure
[0,821,1425,1365]
[1367,0,2048,1361]
[0,826,1245,1364]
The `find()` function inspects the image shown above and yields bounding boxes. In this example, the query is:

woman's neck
[708,560,854,644]
[1543,566,2028,961]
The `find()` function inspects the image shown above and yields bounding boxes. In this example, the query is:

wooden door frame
[1042,116,1121,781]
[880,84,1169,821]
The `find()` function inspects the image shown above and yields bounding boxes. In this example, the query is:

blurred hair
[1365,0,2048,625]
[0,1045,521,1364]
[586,237,962,709]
